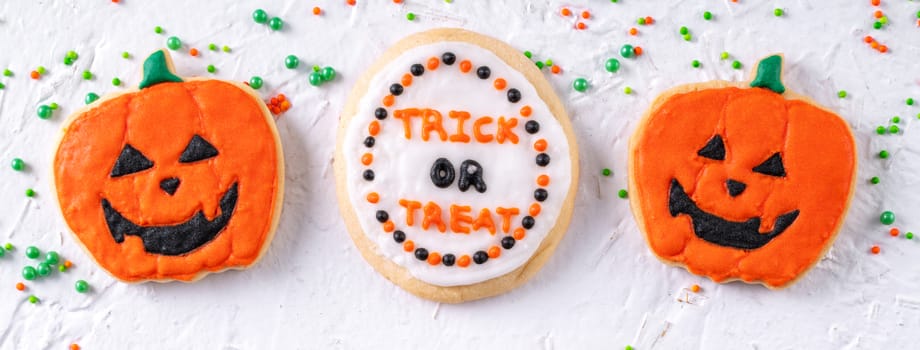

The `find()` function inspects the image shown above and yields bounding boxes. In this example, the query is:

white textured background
[1,1,919,349]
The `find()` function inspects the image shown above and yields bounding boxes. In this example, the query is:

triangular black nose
[160,177,180,196]
[726,179,746,197]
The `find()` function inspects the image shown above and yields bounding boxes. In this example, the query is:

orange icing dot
[427,57,440,70]
[513,228,526,240]
[368,121,380,136]
[361,153,373,165]
[458,255,471,267]
[488,246,501,258]
[459,60,472,73]
[427,252,441,265]
[401,73,413,87]
[366,192,379,203]
[529,203,541,216]
[493,78,507,90]
[382,95,395,107]
[534,139,547,152]
[383,220,395,232]
[537,174,550,186]
[520,105,532,117]
[403,240,415,252]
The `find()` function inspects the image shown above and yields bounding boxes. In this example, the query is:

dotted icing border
[359,51,552,268]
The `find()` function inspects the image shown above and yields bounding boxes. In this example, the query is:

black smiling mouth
[669,179,799,250]
[101,182,239,256]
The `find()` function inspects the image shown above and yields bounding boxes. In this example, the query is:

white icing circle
[343,41,572,287]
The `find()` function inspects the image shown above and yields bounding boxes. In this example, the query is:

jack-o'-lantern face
[629,55,856,288]
[54,50,284,282]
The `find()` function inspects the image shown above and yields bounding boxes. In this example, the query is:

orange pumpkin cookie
[628,55,856,288]
[53,50,284,282]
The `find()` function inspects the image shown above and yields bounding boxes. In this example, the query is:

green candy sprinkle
[605,58,621,73]
[22,266,37,280]
[58,265,66,272]
[0,82,4,89]
[572,78,588,92]
[50,103,58,110]
[602,168,612,176]
[683,33,692,41]
[732,60,742,69]
[837,90,847,98]
[907,98,915,106]
[876,126,886,135]
[253,9,268,23]
[637,17,646,25]
[75,280,90,293]
[26,246,40,259]
[5,243,13,251]
[880,211,895,225]
[308,72,323,86]
[879,150,889,159]
[66,50,78,59]
[285,55,300,69]
[620,44,634,58]
[406,13,416,21]
[64,57,74,65]
[0,248,4,257]
[624,86,633,94]
[112,78,121,86]
[879,16,888,25]
[873,21,882,30]
[545,59,553,66]
[889,125,900,134]
[535,61,545,69]
[321,66,336,81]
[703,11,712,20]
[36,263,51,277]
[774,8,784,17]
[222,46,231,53]
[122,52,130,59]
[207,65,216,73]
[208,43,217,51]
[524,51,532,59]
[618,189,628,198]
[249,76,263,89]
[167,36,182,50]
[154,26,163,34]
[692,60,701,68]
[313,65,321,72]
[3,69,12,77]
[37,66,46,75]
[269,17,283,30]
[37,105,52,119]
[28,295,38,304]
[892,116,901,123]
[679,26,689,35]
[25,188,35,197]
[907,232,914,240]
[85,92,100,105]
[45,251,59,265]
[11,158,25,171]
[82,71,92,80]
[870,176,880,184]
[625,346,634,350]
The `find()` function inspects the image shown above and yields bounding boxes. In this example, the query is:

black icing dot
[536,153,550,167]
[476,66,491,79]
[534,189,548,202]
[522,216,535,229]
[374,107,388,120]
[414,248,429,261]
[501,236,516,249]
[375,210,389,223]
[410,64,425,76]
[363,136,375,148]
[442,253,456,266]
[507,88,521,103]
[389,83,404,96]
[473,251,489,264]
[363,169,375,181]
[442,52,456,65]
[525,120,540,134]
[393,230,406,243]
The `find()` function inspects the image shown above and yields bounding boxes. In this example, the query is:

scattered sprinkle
[15,282,24,291]
[253,9,268,24]
[890,228,900,237]
[28,295,39,304]
[37,105,53,119]
[908,98,915,106]
[732,60,742,69]
[22,266,37,280]
[889,125,899,134]
[249,76,264,89]
[269,17,284,31]
[209,44,217,51]
[207,65,216,74]
[285,55,300,69]
[624,86,633,94]
[112,78,121,86]
[720,52,730,60]
[154,26,163,34]
[25,189,35,197]
[82,71,93,80]
[167,36,182,50]
[618,189,628,198]
[878,150,889,159]
[313,7,322,15]
[122,52,130,59]
[774,8,784,17]
[692,60,701,68]
[870,176,880,184]
[703,11,713,20]
[11,158,24,171]
[75,280,89,293]
[602,168,612,176]
[880,210,895,225]
[573,78,588,92]
[871,245,881,254]
[605,58,620,73]
[620,44,634,58]
[407,13,416,21]
[691,284,701,293]
[222,45,231,53]
[837,90,847,98]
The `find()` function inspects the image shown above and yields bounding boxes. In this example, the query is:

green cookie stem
[139,50,184,89]
[749,55,786,94]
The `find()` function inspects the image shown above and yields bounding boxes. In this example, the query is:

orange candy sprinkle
[691,284,701,293]
[537,174,550,186]
[493,78,507,90]
[30,71,39,79]
[189,48,199,57]
[645,16,654,24]
[513,228,526,240]
[576,22,587,30]
[15,282,25,291]
[864,36,874,43]
[427,252,441,266]
[403,240,415,252]
[361,153,373,165]
[581,11,591,19]
[64,260,73,268]
[383,221,395,232]
[520,105,532,117]
[346,0,356,5]
[366,192,380,203]
[629,28,638,36]
[368,121,381,136]
[871,0,880,6]
[633,46,644,56]
[561,8,571,16]
[529,203,541,216]
[382,95,395,107]
[393,0,403,3]
[70,344,81,350]
[313,7,322,15]
[551,65,561,74]
[871,245,881,254]
[878,45,888,53]
[534,139,547,152]
[873,10,883,18]
[488,246,501,258]
[890,228,900,237]
[427,57,440,70]
[459,60,472,73]
[401,73,413,87]
[458,255,472,267]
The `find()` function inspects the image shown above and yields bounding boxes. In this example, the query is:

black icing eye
[110,144,154,177]
[697,135,725,161]
[179,135,219,163]
[752,152,786,177]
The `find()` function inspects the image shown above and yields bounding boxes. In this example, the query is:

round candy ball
[605,58,620,73]
[880,211,895,225]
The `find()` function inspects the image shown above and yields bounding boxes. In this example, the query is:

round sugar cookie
[335,29,579,303]
[53,50,285,282]
[628,55,857,289]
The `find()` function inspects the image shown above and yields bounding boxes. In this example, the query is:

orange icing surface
[631,86,856,287]
[54,80,281,282]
